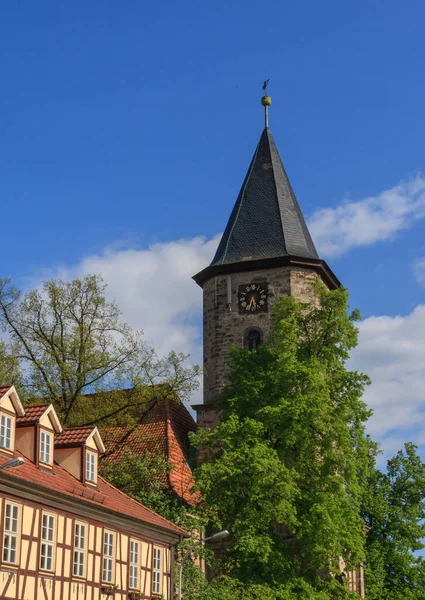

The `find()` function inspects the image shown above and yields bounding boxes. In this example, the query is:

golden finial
[261,79,271,128]
[261,95,272,106]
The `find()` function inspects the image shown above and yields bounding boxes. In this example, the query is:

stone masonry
[197,266,325,429]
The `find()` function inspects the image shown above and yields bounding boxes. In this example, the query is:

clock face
[238,283,268,314]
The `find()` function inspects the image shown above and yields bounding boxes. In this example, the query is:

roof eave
[0,471,189,541]
[193,255,341,290]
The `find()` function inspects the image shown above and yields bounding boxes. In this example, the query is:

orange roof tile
[55,426,95,446]
[16,404,50,425]
[0,386,12,396]
[0,452,187,537]
[102,400,200,506]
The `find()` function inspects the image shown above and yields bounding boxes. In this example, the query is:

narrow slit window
[40,431,52,464]
[73,523,86,578]
[3,503,19,564]
[0,415,12,450]
[152,547,162,595]
[102,531,114,583]
[129,539,140,589]
[40,513,55,570]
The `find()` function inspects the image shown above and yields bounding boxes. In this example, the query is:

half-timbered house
[0,385,188,600]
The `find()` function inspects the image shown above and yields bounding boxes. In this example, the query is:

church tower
[193,95,340,428]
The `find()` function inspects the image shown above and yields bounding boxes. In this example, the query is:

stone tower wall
[201,266,324,422]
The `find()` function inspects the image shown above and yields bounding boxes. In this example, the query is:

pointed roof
[193,127,340,289]
[212,128,318,266]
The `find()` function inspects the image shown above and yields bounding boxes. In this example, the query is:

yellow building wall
[39,413,54,430]
[86,435,98,450]
[0,493,173,600]
[1,394,16,413]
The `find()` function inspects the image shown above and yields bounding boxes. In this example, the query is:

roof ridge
[59,425,94,431]
[267,128,288,254]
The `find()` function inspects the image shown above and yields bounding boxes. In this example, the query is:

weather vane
[261,78,272,128]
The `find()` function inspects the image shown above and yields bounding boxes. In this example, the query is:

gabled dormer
[16,404,62,468]
[0,386,25,456]
[54,427,105,487]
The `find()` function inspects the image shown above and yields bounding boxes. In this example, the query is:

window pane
[152,548,161,593]
[73,524,85,577]
[102,531,114,582]
[129,540,139,588]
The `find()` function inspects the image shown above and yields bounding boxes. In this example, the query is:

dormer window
[40,431,52,465]
[0,387,24,455]
[15,403,61,464]
[55,426,104,483]
[0,414,12,451]
[85,450,97,485]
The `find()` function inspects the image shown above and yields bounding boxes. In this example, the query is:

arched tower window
[245,329,262,351]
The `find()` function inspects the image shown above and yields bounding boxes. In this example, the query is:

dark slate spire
[211,127,319,267]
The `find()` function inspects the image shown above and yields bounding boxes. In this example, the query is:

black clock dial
[238,284,268,313]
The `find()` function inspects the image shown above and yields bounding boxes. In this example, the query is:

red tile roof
[102,400,200,506]
[16,404,50,425]
[0,386,12,396]
[55,426,95,446]
[0,451,187,537]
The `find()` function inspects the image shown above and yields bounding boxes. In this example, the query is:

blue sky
[1,1,425,460]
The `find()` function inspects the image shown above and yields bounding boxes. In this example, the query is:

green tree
[199,576,357,599]
[99,447,212,600]
[0,275,200,426]
[99,446,195,528]
[193,282,376,592]
[362,442,425,599]
[0,340,22,389]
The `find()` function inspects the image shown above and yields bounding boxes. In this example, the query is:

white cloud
[308,176,425,258]
[35,235,220,408]
[26,172,425,457]
[56,236,220,363]
[34,233,425,456]
[413,256,425,285]
[350,306,425,457]
[45,234,425,460]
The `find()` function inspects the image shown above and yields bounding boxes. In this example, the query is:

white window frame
[0,414,12,450]
[85,450,96,483]
[152,546,162,595]
[40,430,52,464]
[40,513,55,571]
[3,502,20,564]
[129,539,140,590]
[102,530,115,583]
[73,522,86,578]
